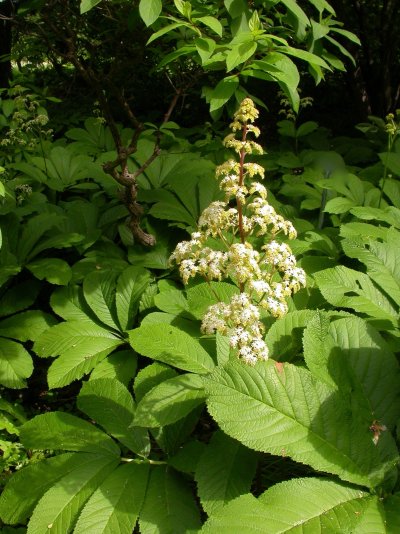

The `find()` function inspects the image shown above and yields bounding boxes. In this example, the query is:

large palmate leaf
[195,430,257,515]
[74,463,150,534]
[50,284,97,322]
[0,310,57,342]
[265,309,316,360]
[78,378,149,456]
[20,411,120,456]
[83,270,120,330]
[0,453,92,525]
[342,227,400,307]
[89,349,138,386]
[115,266,151,331]
[133,373,205,427]
[306,314,400,428]
[186,282,239,320]
[27,454,118,534]
[34,321,123,388]
[129,323,215,374]
[204,360,396,488]
[0,338,33,388]
[201,478,382,533]
[314,265,398,323]
[138,466,201,533]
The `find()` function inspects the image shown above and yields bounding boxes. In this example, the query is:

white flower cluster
[170,98,306,365]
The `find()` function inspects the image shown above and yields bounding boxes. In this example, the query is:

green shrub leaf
[195,430,257,515]
[129,323,215,374]
[204,360,391,488]
[139,466,201,533]
[201,478,378,533]
[314,265,398,323]
[139,0,162,26]
[116,266,151,331]
[342,228,400,307]
[83,270,120,330]
[20,412,120,456]
[26,258,72,286]
[133,373,205,427]
[0,453,91,524]
[90,349,138,386]
[74,463,150,533]
[200,494,271,533]
[186,282,239,320]
[266,309,316,360]
[0,338,33,388]
[0,310,57,342]
[78,378,149,456]
[34,321,123,388]
[26,454,118,534]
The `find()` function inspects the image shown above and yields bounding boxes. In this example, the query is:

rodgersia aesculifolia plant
[170,98,306,365]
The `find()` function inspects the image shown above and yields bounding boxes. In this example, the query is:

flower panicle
[169,98,306,365]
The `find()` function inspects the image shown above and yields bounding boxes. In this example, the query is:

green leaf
[139,0,162,26]
[20,411,120,456]
[216,332,230,366]
[168,440,206,474]
[279,45,330,68]
[0,310,57,342]
[90,349,138,386]
[26,258,72,285]
[280,0,310,27]
[50,284,95,322]
[226,41,257,72]
[0,453,88,524]
[204,360,391,488]
[139,466,201,534]
[303,311,338,390]
[133,373,205,427]
[187,282,239,320]
[224,0,247,18]
[380,152,400,175]
[385,493,400,532]
[314,266,398,323]
[195,430,257,515]
[200,494,273,533]
[252,53,300,110]
[27,454,118,534]
[342,229,400,307]
[209,77,239,112]
[329,316,400,428]
[307,0,336,14]
[83,270,120,330]
[78,378,149,456]
[195,37,216,63]
[265,309,316,360]
[258,477,377,532]
[201,478,377,533]
[154,288,190,316]
[74,463,150,533]
[134,362,178,402]
[324,196,356,213]
[116,266,151,331]
[80,0,102,14]
[195,16,223,37]
[0,339,33,389]
[146,22,187,45]
[0,280,41,318]
[128,323,215,374]
[34,321,123,388]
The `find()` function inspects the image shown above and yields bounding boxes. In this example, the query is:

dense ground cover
[0,0,400,532]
